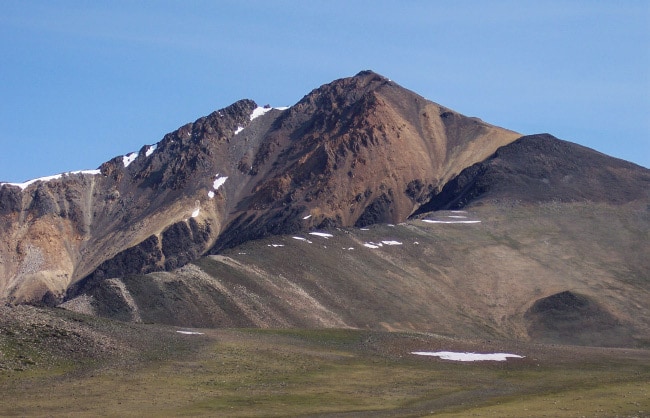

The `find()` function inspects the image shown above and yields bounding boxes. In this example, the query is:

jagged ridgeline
[1,71,649,348]
[0,71,521,305]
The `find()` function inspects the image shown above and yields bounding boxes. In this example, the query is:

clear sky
[1,1,648,183]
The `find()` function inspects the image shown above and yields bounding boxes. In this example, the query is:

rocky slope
[0,71,520,304]
[60,126,650,348]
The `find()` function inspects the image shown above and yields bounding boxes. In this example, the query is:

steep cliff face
[0,71,520,304]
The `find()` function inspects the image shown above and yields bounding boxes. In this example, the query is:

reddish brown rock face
[0,71,521,304]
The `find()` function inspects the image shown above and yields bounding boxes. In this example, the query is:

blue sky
[1,1,648,182]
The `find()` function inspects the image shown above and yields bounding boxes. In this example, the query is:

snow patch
[292,236,313,243]
[191,207,200,218]
[411,351,524,362]
[250,107,272,121]
[267,244,284,248]
[364,242,382,249]
[145,144,157,157]
[423,219,481,224]
[213,174,228,190]
[234,126,244,135]
[250,106,288,121]
[303,214,312,220]
[123,152,138,168]
[382,240,402,246]
[208,191,215,199]
[309,232,333,238]
[176,330,204,335]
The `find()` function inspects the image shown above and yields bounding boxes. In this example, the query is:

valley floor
[1,307,648,417]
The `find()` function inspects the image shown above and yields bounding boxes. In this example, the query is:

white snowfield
[1,169,102,191]
[411,351,524,361]
[176,330,204,335]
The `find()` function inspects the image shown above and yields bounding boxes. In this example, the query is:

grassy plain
[1,311,648,417]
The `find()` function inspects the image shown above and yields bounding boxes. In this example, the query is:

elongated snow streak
[411,351,524,361]
[303,214,312,219]
[176,331,204,335]
[382,240,402,245]
[364,242,382,249]
[234,126,244,135]
[1,170,101,190]
[123,152,138,167]
[292,237,313,243]
[309,232,333,238]
[422,219,481,224]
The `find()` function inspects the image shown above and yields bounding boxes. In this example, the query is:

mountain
[1,71,649,349]
[0,70,520,305]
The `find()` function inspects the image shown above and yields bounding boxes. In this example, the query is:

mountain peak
[0,72,528,304]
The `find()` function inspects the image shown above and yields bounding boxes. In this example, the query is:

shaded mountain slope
[415,133,650,212]
[0,71,520,304]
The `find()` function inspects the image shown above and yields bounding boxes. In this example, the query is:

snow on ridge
[411,351,524,362]
[1,170,101,191]
[249,106,288,121]
[123,152,138,168]
[145,144,158,157]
